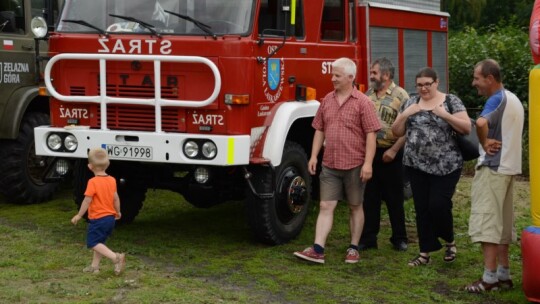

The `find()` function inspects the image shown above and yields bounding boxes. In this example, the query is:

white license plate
[104,144,153,160]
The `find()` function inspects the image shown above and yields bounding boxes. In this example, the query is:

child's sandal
[408,254,430,267]
[114,253,126,275]
[444,243,457,263]
[464,279,499,293]
[83,265,100,273]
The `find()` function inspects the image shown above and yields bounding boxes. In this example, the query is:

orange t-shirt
[85,175,118,220]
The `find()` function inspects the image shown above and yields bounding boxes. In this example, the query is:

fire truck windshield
[56,0,254,36]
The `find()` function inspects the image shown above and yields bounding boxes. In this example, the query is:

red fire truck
[34,0,448,244]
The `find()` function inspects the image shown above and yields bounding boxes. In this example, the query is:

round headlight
[194,167,209,184]
[47,134,62,151]
[31,17,48,38]
[64,135,78,151]
[201,141,217,159]
[184,141,199,158]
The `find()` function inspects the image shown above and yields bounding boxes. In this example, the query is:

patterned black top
[400,94,466,176]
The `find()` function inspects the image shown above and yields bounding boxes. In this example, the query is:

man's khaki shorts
[469,166,515,244]
[319,165,365,205]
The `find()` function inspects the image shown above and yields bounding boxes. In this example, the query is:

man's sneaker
[114,253,126,275]
[345,248,360,264]
[294,247,325,264]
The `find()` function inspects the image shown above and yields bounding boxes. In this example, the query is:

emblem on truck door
[262,58,285,102]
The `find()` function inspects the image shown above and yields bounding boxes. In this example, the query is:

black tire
[0,112,59,204]
[73,159,146,224]
[245,141,312,245]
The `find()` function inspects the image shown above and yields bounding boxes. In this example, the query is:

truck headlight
[194,167,209,184]
[64,135,78,151]
[202,141,217,159]
[55,159,71,176]
[31,17,48,38]
[47,134,62,151]
[184,140,199,158]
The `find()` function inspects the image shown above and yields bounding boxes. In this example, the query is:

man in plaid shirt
[294,58,381,264]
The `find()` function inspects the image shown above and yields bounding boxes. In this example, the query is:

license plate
[104,144,153,160]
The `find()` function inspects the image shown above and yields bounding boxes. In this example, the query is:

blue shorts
[86,215,116,249]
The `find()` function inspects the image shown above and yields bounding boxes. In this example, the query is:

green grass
[0,177,532,303]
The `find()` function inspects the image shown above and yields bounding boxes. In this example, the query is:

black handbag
[445,97,480,161]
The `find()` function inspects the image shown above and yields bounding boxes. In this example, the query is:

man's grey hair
[372,57,395,80]
[332,57,357,78]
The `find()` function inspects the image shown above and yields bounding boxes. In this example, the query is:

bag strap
[444,95,454,114]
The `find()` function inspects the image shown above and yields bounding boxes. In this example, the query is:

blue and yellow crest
[267,58,280,91]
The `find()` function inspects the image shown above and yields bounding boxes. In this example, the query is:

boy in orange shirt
[71,148,125,275]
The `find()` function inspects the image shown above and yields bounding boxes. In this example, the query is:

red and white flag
[3,40,14,50]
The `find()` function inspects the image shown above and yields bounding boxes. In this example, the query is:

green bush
[448,24,533,176]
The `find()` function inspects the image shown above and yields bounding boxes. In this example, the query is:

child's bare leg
[92,243,126,274]
[91,250,103,268]
[92,243,117,262]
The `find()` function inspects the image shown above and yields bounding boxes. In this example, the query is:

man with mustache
[359,57,409,252]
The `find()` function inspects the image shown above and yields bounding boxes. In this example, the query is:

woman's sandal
[444,243,457,263]
[408,254,430,267]
[464,279,499,293]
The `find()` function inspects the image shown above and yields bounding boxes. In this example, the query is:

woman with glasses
[391,67,472,267]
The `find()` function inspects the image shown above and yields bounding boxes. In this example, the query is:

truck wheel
[0,112,59,204]
[73,159,146,224]
[246,141,312,245]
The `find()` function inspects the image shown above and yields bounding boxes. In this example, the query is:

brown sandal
[464,279,499,293]
[444,243,457,263]
[408,254,430,267]
[499,279,514,290]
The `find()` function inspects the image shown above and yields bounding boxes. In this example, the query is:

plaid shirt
[312,88,381,170]
[366,82,409,148]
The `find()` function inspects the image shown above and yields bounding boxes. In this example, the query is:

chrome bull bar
[44,53,222,132]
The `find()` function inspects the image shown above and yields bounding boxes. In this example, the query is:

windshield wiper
[0,20,9,32]
[109,14,161,38]
[62,19,108,36]
[164,10,216,40]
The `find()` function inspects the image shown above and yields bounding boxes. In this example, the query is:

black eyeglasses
[415,81,435,89]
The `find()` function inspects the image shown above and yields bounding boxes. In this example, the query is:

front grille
[98,106,184,132]
[104,84,178,99]
[70,86,86,96]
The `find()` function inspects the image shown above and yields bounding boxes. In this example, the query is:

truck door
[254,0,357,106]
[0,0,36,94]
[317,0,357,93]
[0,0,60,109]
[254,0,304,107]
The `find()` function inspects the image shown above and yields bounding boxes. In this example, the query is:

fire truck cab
[35,0,448,244]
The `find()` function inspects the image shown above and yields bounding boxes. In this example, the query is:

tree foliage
[443,0,535,31]
[448,24,533,175]
[448,25,532,108]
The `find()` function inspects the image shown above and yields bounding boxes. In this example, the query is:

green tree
[443,0,536,31]
[479,0,535,30]
[442,0,487,30]
[448,24,533,175]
